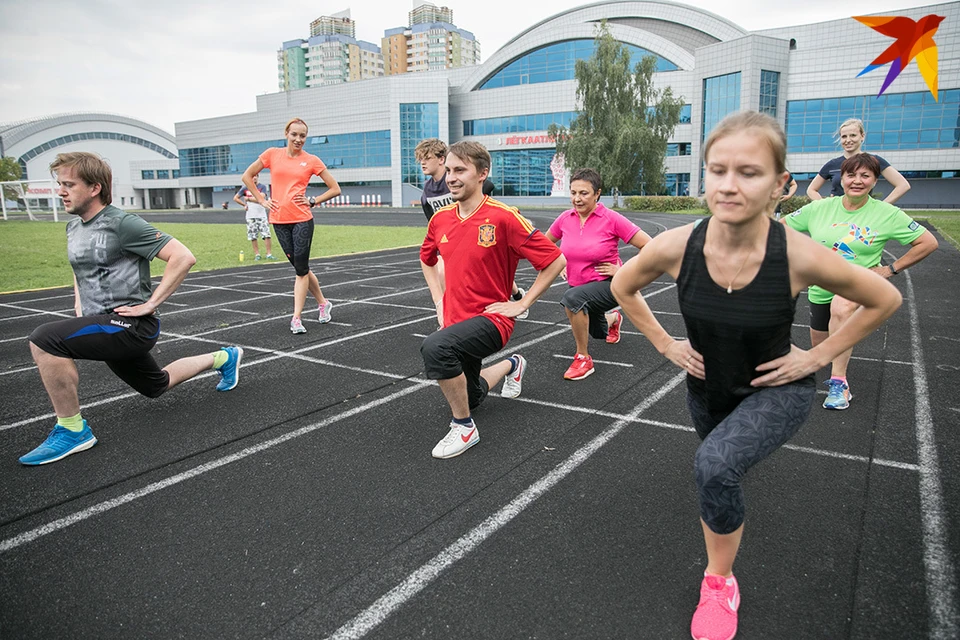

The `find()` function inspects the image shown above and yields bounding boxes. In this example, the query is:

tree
[0,157,23,202]
[548,21,683,195]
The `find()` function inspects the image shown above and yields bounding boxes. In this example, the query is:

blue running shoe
[19,422,97,465]
[216,346,243,392]
[823,378,852,410]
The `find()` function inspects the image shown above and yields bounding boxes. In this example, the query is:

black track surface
[1,211,958,639]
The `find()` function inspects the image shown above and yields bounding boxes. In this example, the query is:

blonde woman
[611,111,901,640]
[805,118,910,203]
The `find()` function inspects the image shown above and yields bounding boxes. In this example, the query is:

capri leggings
[273,220,315,276]
[687,381,815,534]
[809,301,832,332]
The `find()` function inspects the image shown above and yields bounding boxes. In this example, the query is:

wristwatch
[308,197,316,207]
[888,263,899,275]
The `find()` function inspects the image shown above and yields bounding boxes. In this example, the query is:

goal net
[0,179,62,221]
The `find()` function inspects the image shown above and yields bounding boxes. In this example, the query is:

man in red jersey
[420,141,565,459]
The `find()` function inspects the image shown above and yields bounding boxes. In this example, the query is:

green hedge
[622,195,703,212]
[778,196,811,216]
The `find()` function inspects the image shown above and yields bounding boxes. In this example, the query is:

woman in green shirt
[784,154,938,409]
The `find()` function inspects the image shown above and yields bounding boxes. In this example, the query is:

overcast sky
[0,0,938,133]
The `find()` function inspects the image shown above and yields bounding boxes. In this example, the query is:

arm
[870,230,938,278]
[421,259,445,327]
[782,179,797,201]
[806,175,826,200]
[880,166,911,204]
[242,160,274,211]
[610,227,704,377]
[73,274,82,317]
[484,254,566,318]
[751,229,901,385]
[298,168,341,208]
[232,191,247,208]
[114,239,197,317]
[596,228,652,277]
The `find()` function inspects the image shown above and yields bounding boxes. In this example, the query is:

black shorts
[273,220,315,276]
[420,316,504,410]
[30,313,170,398]
[559,279,618,339]
[809,301,831,332]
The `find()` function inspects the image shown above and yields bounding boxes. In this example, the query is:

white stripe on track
[324,372,687,640]
[904,269,959,639]
[0,383,429,554]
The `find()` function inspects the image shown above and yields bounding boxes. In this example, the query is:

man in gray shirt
[20,152,243,466]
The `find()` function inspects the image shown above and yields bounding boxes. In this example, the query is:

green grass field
[0,221,426,293]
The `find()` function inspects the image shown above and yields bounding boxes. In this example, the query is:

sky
[0,0,939,134]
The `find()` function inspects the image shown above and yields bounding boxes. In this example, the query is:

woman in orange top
[242,118,341,334]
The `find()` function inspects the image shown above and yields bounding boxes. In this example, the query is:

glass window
[784,90,960,153]
[480,39,678,90]
[141,170,155,180]
[400,103,439,186]
[156,170,170,179]
[702,72,741,140]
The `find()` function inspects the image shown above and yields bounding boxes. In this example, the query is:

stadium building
[24,1,959,210]
[0,112,184,210]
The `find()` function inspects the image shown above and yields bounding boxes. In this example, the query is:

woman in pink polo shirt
[546,168,651,380]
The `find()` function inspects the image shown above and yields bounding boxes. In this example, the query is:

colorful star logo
[854,14,945,101]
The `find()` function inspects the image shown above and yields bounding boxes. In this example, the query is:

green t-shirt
[785,197,925,304]
[66,205,172,315]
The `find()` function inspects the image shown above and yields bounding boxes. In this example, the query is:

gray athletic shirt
[67,205,172,315]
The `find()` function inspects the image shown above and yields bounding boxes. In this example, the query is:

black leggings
[273,220,315,276]
[687,382,815,534]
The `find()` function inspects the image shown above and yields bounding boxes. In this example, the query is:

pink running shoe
[691,573,739,640]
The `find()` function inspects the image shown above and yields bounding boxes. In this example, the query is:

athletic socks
[830,375,848,384]
[57,413,84,433]
[452,416,474,427]
[507,355,521,376]
[212,350,229,369]
[511,289,523,301]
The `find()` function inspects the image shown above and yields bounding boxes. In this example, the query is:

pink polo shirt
[548,203,641,287]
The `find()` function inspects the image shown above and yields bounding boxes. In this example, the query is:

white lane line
[551,354,634,368]
[324,372,687,640]
[0,314,436,432]
[0,383,430,554]
[904,269,958,639]
[219,309,260,316]
[512,396,919,471]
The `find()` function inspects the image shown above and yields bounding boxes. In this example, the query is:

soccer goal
[0,179,61,221]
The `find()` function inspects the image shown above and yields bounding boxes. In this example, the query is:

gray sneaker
[318,300,333,324]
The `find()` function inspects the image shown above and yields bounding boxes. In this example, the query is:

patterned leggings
[687,382,815,534]
[273,220,315,276]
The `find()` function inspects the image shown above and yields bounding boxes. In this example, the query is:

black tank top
[677,218,813,417]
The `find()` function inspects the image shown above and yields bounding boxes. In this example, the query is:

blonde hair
[415,138,447,161]
[284,118,308,134]
[703,111,786,175]
[835,118,865,147]
[49,152,112,205]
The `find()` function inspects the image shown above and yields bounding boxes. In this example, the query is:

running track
[1,211,958,639]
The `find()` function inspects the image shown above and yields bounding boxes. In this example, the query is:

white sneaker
[501,354,527,398]
[432,421,479,459]
[515,287,529,320]
[290,317,307,334]
[318,300,333,324]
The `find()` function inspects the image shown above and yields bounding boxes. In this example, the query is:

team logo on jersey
[909,221,919,231]
[440,234,449,243]
[478,224,497,247]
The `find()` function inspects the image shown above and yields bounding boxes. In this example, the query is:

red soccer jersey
[420,196,562,345]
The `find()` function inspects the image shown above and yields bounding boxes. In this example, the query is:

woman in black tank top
[609,112,902,640]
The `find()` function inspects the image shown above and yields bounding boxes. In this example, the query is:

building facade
[185,1,959,208]
[0,112,184,210]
